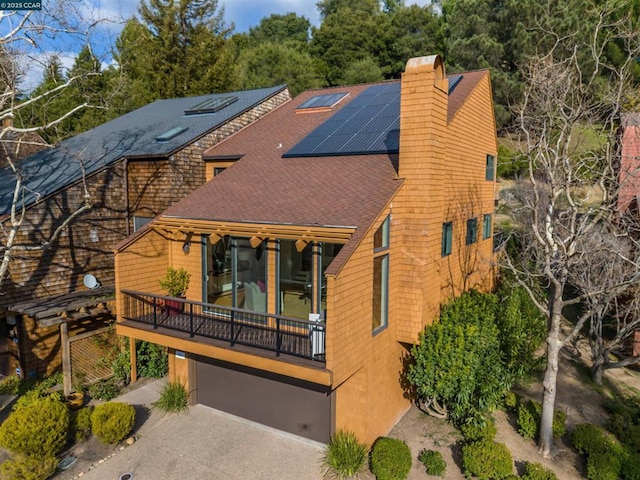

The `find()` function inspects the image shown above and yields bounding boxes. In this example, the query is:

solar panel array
[284,83,401,158]
[284,75,464,158]
[296,92,348,110]
[185,96,238,115]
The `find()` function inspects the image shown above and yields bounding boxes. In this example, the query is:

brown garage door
[195,356,332,442]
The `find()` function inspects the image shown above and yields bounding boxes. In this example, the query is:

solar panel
[448,74,463,94]
[185,95,238,115]
[296,92,349,110]
[284,83,401,157]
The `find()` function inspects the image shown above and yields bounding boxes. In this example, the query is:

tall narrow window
[373,215,390,333]
[486,154,495,180]
[466,218,478,245]
[441,222,453,257]
[483,214,493,240]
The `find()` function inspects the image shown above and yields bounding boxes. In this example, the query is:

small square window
[483,214,492,240]
[466,218,478,245]
[486,154,495,181]
[441,222,453,257]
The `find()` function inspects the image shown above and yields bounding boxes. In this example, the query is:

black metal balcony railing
[120,290,326,363]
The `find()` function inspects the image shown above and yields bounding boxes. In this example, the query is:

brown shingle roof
[152,72,486,273]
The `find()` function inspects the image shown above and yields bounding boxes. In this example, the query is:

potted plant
[160,267,191,315]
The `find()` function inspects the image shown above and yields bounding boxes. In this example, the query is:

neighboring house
[618,113,640,357]
[0,85,290,383]
[617,113,640,213]
[0,119,48,169]
[114,55,498,443]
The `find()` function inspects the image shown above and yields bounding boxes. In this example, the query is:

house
[0,85,290,384]
[114,55,498,443]
[618,113,640,356]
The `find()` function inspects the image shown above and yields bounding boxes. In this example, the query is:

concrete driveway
[63,380,323,480]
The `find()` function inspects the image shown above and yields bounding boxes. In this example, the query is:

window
[374,215,390,251]
[466,218,478,245]
[483,214,493,240]
[213,167,226,176]
[372,215,390,333]
[441,222,453,257]
[486,154,495,181]
[133,216,153,232]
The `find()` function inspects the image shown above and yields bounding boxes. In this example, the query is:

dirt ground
[376,338,640,480]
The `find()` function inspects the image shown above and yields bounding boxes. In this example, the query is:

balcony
[120,290,326,363]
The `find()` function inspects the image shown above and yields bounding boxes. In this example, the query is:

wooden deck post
[60,322,72,396]
[129,336,137,383]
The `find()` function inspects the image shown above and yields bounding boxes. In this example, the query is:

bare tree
[503,0,640,458]
[0,3,113,287]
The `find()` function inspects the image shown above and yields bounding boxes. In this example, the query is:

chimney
[393,55,450,341]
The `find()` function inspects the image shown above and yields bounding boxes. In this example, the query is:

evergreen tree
[116,0,237,107]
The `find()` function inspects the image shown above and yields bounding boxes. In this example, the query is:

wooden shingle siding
[2,89,290,309]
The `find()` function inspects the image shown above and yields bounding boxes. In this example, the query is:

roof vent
[156,126,188,142]
[185,95,238,115]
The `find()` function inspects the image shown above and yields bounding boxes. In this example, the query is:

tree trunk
[539,288,564,458]
[592,362,604,385]
[539,334,561,458]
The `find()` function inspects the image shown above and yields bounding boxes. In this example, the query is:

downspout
[124,158,130,236]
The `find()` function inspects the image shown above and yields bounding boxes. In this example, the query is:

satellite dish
[83,274,100,289]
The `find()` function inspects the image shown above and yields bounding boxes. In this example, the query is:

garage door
[195,356,332,442]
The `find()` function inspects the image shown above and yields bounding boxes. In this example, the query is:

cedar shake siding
[114,55,498,444]
[0,86,290,378]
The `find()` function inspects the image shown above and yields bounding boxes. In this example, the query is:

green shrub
[462,439,513,480]
[516,400,566,439]
[91,402,136,444]
[370,437,412,480]
[460,416,497,442]
[0,375,21,395]
[572,424,625,480]
[137,341,168,378]
[494,284,546,380]
[89,377,123,401]
[0,395,69,457]
[0,454,58,480]
[153,380,188,413]
[418,449,446,476]
[504,391,518,411]
[321,430,369,479]
[517,401,538,439]
[12,373,64,411]
[522,462,558,480]
[621,451,640,480]
[407,291,511,424]
[71,406,93,443]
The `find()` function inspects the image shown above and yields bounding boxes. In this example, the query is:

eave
[152,217,355,243]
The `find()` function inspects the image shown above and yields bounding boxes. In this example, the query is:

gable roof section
[148,71,487,274]
[0,85,287,215]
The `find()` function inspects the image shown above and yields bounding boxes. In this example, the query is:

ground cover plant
[154,380,189,413]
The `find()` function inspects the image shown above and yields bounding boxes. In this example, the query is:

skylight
[296,92,349,113]
[185,96,238,115]
[156,126,188,142]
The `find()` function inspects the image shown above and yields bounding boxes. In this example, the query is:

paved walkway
[62,379,323,480]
